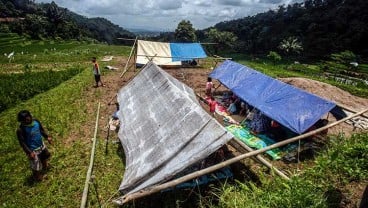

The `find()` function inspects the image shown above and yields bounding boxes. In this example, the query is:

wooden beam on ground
[80,102,101,208]
[113,108,368,205]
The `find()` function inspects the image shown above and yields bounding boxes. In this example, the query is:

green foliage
[0,68,82,112]
[0,41,127,207]
[174,20,197,42]
[206,28,237,54]
[0,69,94,207]
[216,177,326,208]
[214,133,368,208]
[314,133,368,182]
[330,50,357,65]
[323,50,358,74]
[1,0,134,43]
[278,37,303,55]
[0,33,132,65]
[267,51,282,65]
[210,0,368,58]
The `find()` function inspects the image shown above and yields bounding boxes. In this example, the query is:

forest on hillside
[153,0,368,61]
[0,0,134,44]
[210,0,368,59]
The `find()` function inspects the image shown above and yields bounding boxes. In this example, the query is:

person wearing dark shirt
[16,110,52,181]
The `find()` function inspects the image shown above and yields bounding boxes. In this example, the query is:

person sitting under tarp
[239,101,248,116]
[247,109,271,134]
[268,120,288,142]
[227,98,238,115]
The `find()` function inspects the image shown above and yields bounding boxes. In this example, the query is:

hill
[211,0,368,58]
[0,0,134,44]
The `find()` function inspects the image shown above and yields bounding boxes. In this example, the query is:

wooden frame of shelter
[119,38,231,79]
[113,108,367,205]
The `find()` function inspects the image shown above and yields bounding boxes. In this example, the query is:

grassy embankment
[0,33,131,207]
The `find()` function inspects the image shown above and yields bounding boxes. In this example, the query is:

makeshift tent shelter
[116,62,233,196]
[136,40,207,66]
[209,60,336,134]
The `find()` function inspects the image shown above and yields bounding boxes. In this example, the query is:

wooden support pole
[80,103,101,208]
[113,108,368,205]
[120,37,138,78]
[117,37,137,41]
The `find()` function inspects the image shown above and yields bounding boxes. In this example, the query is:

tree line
[1,0,367,60]
[213,0,367,59]
[153,0,367,61]
[0,0,134,44]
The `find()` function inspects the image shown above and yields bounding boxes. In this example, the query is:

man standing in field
[91,57,105,87]
[16,110,52,181]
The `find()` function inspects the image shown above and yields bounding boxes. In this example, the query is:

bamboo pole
[336,103,368,119]
[117,38,216,45]
[113,108,368,205]
[229,138,289,180]
[80,102,101,208]
[120,37,138,78]
[117,37,137,41]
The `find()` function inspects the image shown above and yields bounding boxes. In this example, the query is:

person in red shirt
[208,96,217,116]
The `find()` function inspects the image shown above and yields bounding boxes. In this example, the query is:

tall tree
[174,20,197,42]
[206,28,237,54]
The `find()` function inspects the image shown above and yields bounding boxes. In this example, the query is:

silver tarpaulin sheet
[117,62,233,195]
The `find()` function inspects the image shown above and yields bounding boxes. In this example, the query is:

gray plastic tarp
[117,62,233,195]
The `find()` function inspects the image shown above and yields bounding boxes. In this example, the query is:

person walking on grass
[92,57,105,87]
[16,110,52,181]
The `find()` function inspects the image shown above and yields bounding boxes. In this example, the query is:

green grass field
[0,34,367,207]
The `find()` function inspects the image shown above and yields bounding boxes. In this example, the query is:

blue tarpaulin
[170,43,207,61]
[210,60,336,134]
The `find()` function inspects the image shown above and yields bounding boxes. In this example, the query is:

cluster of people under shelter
[204,76,329,142]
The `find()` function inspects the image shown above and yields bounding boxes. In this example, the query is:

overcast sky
[35,0,303,31]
